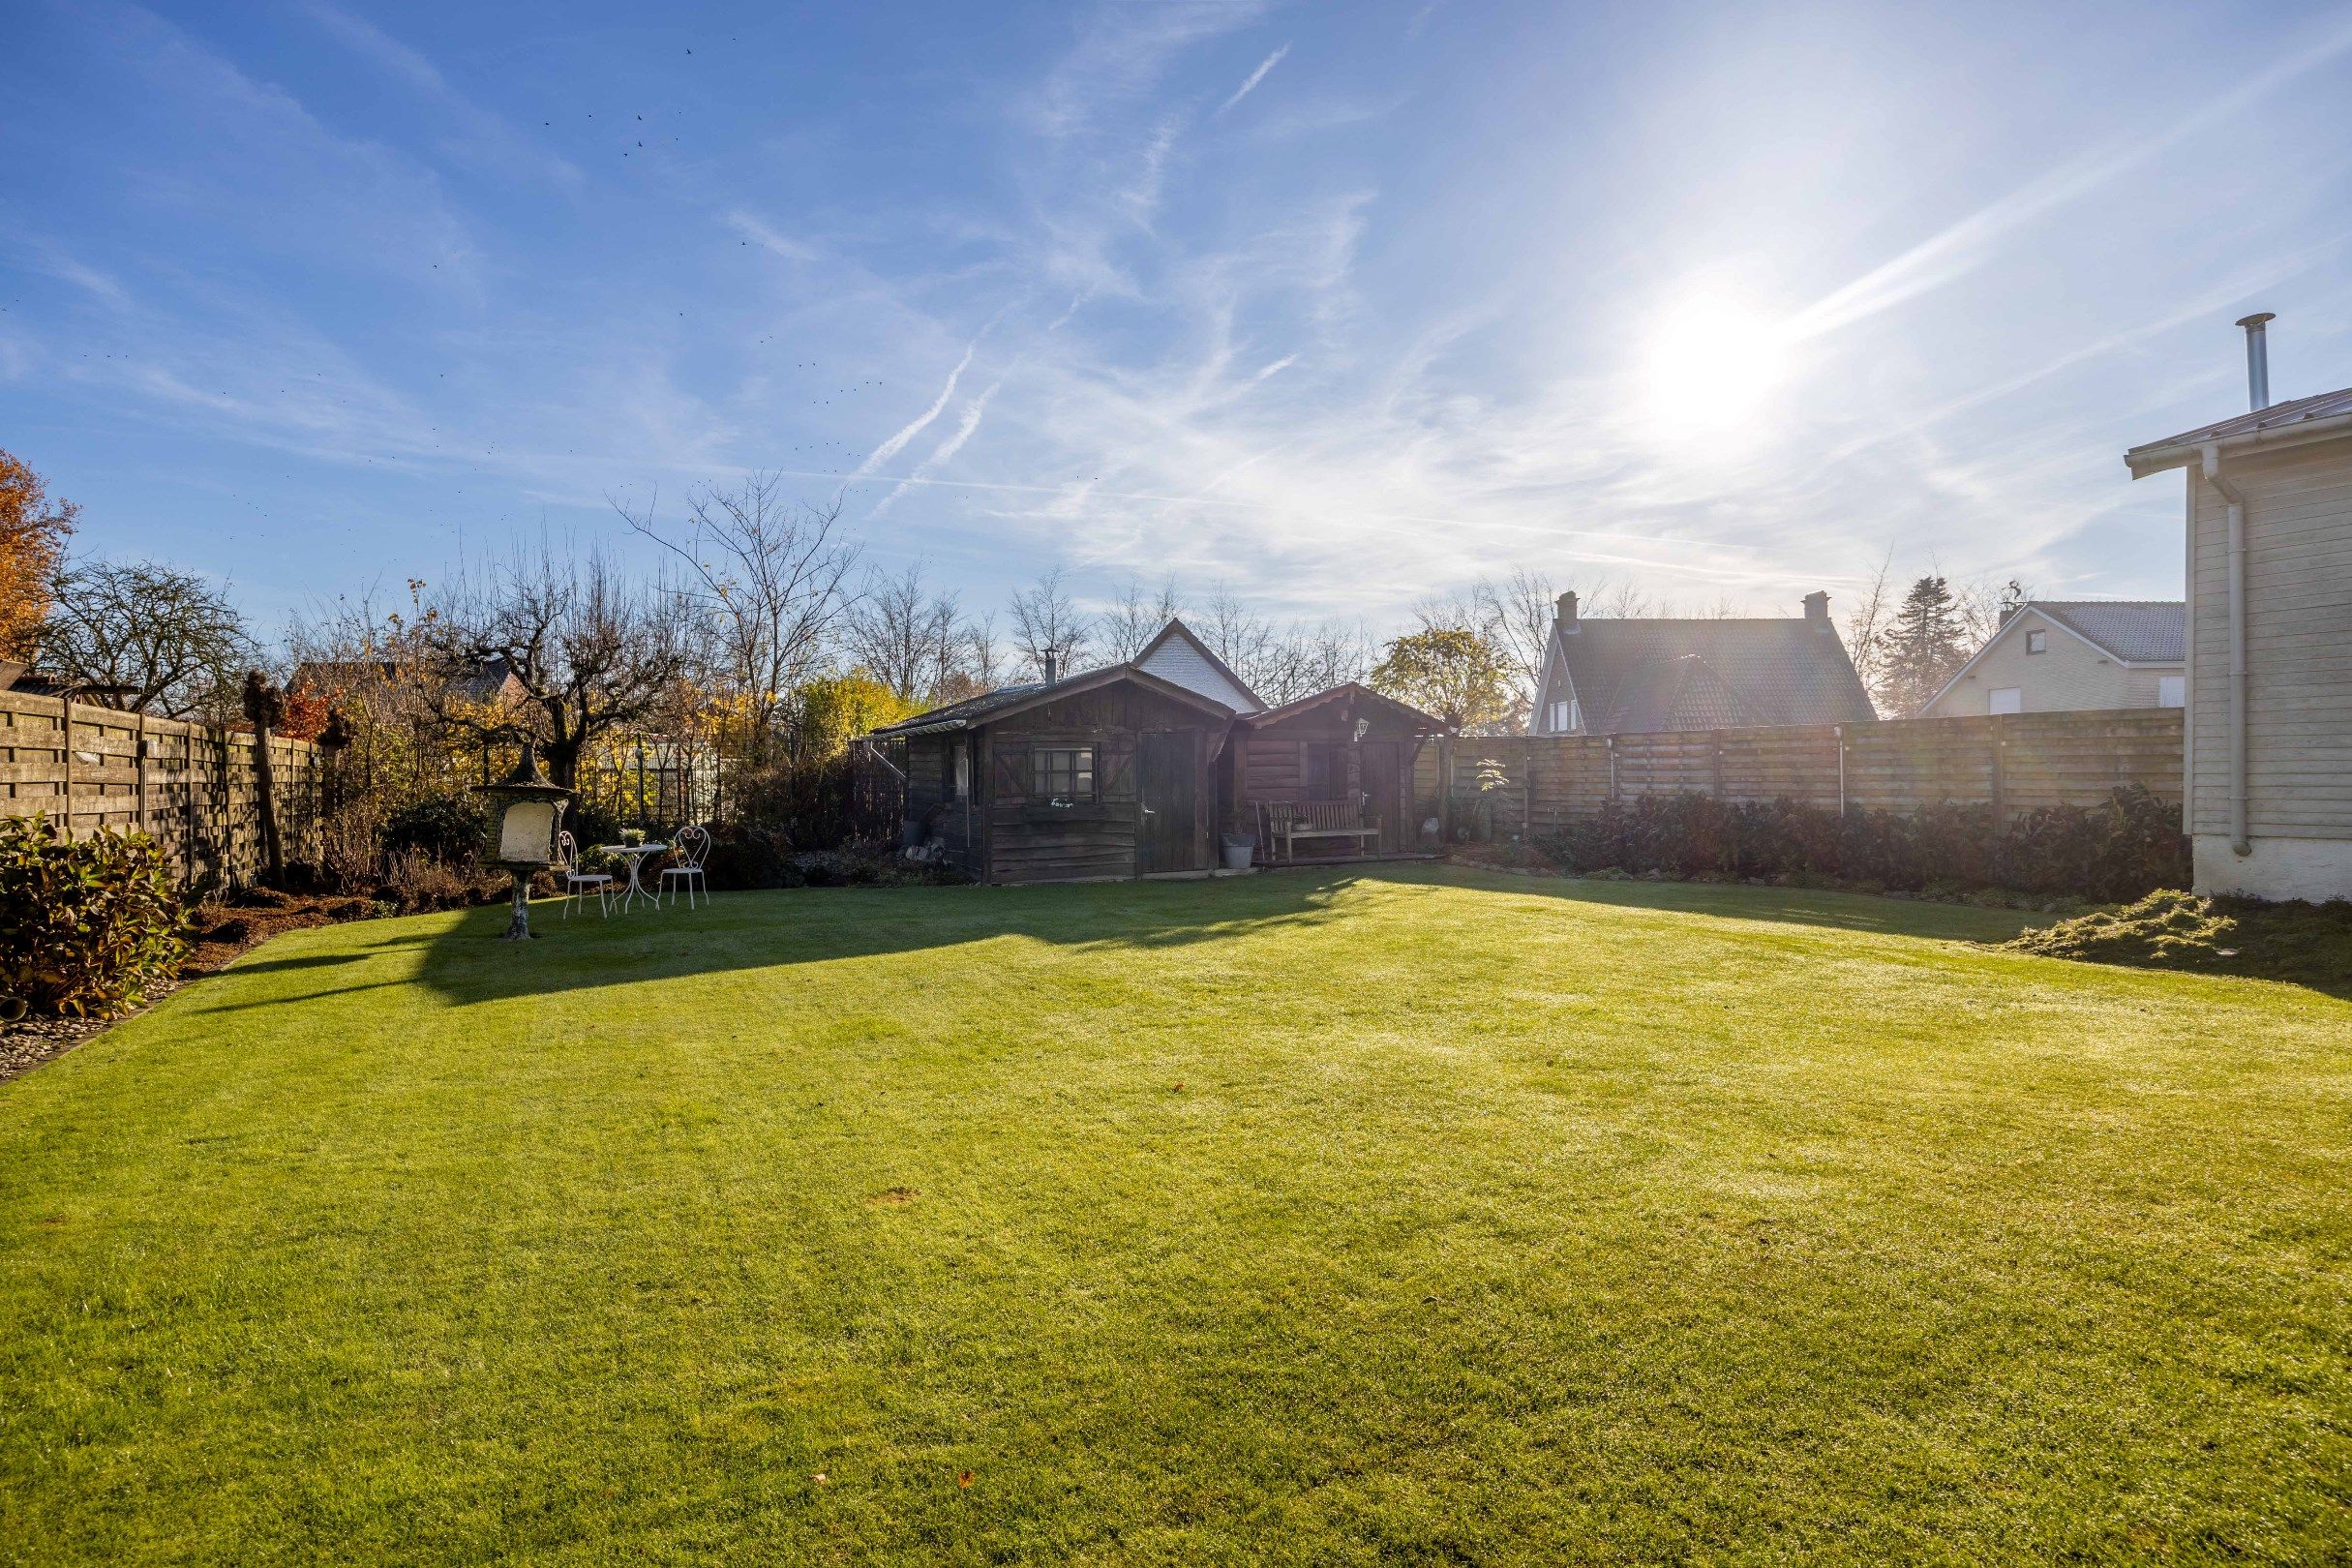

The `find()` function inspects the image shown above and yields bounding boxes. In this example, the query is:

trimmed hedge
[0,815,192,1019]
[1533,786,2187,904]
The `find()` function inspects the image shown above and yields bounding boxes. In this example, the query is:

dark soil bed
[0,888,389,1084]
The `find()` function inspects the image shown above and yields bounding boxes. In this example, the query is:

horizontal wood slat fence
[0,689,323,887]
[1432,710,2184,840]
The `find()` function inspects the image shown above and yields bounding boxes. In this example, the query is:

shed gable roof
[1132,618,1264,712]
[869,661,1235,739]
[1549,617,1875,735]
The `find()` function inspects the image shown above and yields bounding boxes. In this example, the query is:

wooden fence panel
[0,689,323,886]
[1446,710,2182,834]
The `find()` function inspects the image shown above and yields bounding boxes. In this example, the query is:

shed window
[953,741,970,799]
[2025,629,2047,654]
[1305,742,1344,799]
[2157,675,2185,709]
[1032,746,1096,801]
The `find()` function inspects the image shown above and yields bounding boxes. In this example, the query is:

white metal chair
[555,829,614,919]
[659,824,711,910]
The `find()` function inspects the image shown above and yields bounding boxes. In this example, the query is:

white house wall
[1923,610,2179,717]
[2186,437,2352,898]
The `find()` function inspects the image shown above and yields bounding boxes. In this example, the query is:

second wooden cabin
[872,620,1445,885]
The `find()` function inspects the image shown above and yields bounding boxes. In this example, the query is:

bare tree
[1196,582,1282,688]
[616,475,860,759]
[1009,566,1093,678]
[41,558,256,719]
[1101,576,1184,661]
[929,612,1004,705]
[1255,618,1376,705]
[1842,547,1898,697]
[1585,577,1656,618]
[1470,566,1555,695]
[429,545,693,789]
[848,563,961,703]
[1952,571,2031,649]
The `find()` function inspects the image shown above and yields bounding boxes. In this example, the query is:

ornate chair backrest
[674,823,711,869]
[554,829,582,873]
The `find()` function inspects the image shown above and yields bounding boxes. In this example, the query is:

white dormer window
[2026,629,2047,654]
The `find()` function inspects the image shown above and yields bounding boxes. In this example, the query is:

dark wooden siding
[903,733,982,876]
[1235,697,1431,856]
[980,684,1219,884]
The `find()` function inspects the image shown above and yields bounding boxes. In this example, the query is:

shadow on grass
[186,863,2054,1020]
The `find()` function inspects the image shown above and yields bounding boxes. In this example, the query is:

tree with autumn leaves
[0,448,77,663]
[1370,625,1511,733]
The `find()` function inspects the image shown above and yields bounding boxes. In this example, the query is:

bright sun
[1640,294,1794,437]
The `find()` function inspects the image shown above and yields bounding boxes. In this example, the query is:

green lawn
[2,867,2347,1565]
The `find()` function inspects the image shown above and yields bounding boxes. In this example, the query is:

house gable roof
[1548,617,1875,735]
[1919,601,2185,714]
[868,661,1236,739]
[2029,601,2185,664]
[1132,618,1264,712]
[2126,385,2352,476]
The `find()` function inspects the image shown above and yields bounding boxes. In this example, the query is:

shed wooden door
[1137,731,1201,874]
[1360,740,1402,850]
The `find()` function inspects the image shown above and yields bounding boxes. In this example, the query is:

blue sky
[5,0,2351,640]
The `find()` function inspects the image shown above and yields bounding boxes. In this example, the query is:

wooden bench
[1262,799,1380,862]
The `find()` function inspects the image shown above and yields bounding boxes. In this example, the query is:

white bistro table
[594,842,670,913]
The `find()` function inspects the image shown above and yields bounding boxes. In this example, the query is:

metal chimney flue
[1041,647,1060,684]
[2236,312,2275,410]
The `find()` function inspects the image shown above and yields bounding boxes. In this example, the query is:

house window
[1032,746,1095,801]
[1545,699,1574,733]
[2158,675,2186,709]
[2025,629,2047,654]
[1989,687,2023,714]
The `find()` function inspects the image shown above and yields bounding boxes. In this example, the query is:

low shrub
[702,823,967,890]
[381,794,489,867]
[378,851,500,914]
[0,815,192,1018]
[1532,786,2188,903]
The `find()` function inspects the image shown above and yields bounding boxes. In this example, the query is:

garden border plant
[0,814,192,1020]
[1526,785,2187,905]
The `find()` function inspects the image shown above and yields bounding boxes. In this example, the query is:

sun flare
[1640,294,1795,437]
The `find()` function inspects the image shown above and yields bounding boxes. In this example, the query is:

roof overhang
[1243,681,1445,732]
[2126,409,2352,478]
[872,662,1236,738]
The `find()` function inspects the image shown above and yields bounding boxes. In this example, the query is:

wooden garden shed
[1225,683,1445,863]
[873,663,1238,885]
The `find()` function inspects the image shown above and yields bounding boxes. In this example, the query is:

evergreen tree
[1871,575,1972,717]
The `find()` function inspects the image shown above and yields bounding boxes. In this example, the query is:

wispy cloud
[1792,11,2352,341]
[1028,0,1268,138]
[300,3,584,190]
[846,342,979,483]
[871,380,1003,516]
[1217,44,1289,115]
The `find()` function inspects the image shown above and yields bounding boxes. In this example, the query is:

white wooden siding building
[2126,339,2352,901]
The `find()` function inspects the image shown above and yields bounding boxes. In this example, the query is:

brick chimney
[1556,590,1579,631]
[1802,590,1829,623]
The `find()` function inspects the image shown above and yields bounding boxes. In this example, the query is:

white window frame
[2025,629,2047,654]
[1988,687,2023,715]
[2157,675,2185,709]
